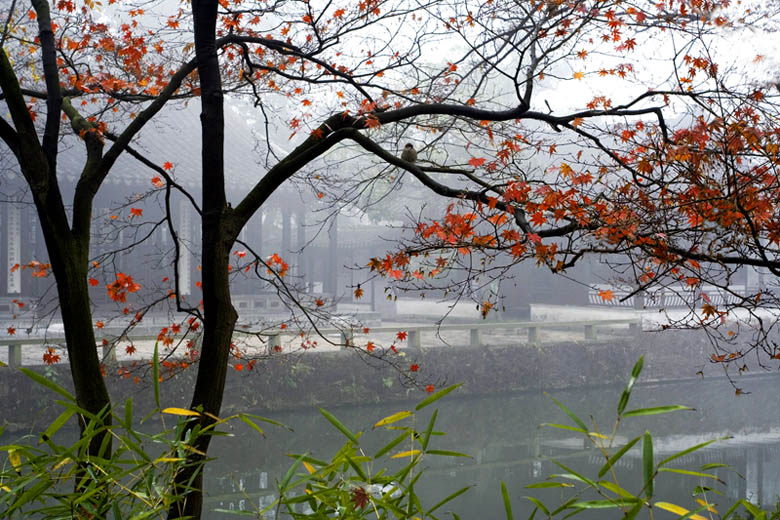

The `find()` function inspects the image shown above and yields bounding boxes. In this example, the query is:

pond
[204,373,780,518]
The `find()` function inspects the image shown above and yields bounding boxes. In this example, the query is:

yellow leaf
[52,457,72,471]
[161,407,201,417]
[8,449,22,473]
[573,71,585,80]
[154,457,185,463]
[303,461,316,474]
[374,411,413,428]
[695,499,717,513]
[391,450,421,459]
[654,501,708,520]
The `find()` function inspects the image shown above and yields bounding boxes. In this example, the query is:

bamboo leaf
[374,410,413,428]
[154,457,185,463]
[621,405,692,418]
[695,498,718,514]
[390,449,421,459]
[545,393,588,432]
[421,409,438,450]
[416,384,461,411]
[345,454,367,480]
[319,408,359,444]
[152,342,160,409]
[622,502,643,520]
[501,481,514,520]
[617,356,643,415]
[525,482,574,489]
[20,367,75,402]
[658,468,724,483]
[570,499,632,509]
[123,398,133,430]
[653,501,708,520]
[425,449,471,458]
[659,439,721,468]
[598,436,641,478]
[8,449,22,473]
[599,481,637,499]
[425,486,471,516]
[642,431,653,499]
[551,461,596,488]
[161,407,201,417]
[238,414,266,437]
[374,431,409,459]
[700,463,729,470]
[41,408,76,442]
[280,453,305,491]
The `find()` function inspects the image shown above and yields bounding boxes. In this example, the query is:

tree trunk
[168,1,237,517]
[35,196,112,457]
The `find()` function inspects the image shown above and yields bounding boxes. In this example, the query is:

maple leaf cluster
[106,273,141,303]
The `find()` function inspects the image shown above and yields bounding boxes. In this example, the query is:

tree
[4,0,775,517]
[175,0,779,515]
[368,2,780,384]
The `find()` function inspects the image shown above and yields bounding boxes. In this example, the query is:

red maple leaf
[469,157,486,167]
[351,487,369,509]
[396,331,408,341]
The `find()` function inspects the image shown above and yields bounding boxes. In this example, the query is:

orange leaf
[598,289,614,302]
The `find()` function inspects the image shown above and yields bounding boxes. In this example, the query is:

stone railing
[3,318,641,369]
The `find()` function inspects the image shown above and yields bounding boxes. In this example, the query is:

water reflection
[205,375,780,518]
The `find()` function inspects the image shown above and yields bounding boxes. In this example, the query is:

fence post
[102,342,117,363]
[339,330,354,349]
[407,329,421,349]
[269,333,282,352]
[584,324,596,340]
[527,326,538,343]
[8,344,21,369]
[470,328,481,347]
[629,321,641,337]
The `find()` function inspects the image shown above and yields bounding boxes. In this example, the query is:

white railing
[2,318,641,369]
[588,284,748,308]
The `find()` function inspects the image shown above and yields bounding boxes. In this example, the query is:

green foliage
[522,356,777,520]
[0,367,279,519]
[233,384,471,520]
